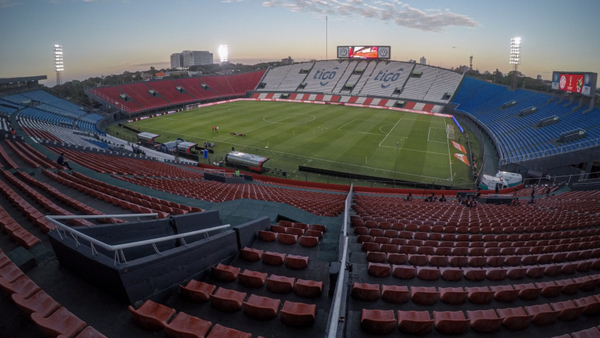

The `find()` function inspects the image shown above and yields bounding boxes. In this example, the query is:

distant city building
[170,53,183,68]
[170,50,213,68]
[281,56,294,65]
[183,50,213,67]
[419,56,426,65]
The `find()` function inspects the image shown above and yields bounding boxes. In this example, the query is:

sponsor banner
[454,153,470,166]
[451,140,466,153]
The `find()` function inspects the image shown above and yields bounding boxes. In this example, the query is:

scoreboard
[337,46,391,59]
[551,72,597,97]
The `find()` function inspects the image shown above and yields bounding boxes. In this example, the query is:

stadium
[1,39,600,338]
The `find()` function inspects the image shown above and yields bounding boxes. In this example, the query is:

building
[420,56,427,65]
[182,50,213,67]
[170,53,183,68]
[281,56,294,65]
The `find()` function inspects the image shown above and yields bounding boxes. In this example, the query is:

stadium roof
[0,75,47,85]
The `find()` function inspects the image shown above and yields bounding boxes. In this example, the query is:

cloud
[0,0,21,8]
[260,0,479,32]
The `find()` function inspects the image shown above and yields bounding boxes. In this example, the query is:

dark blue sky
[1,0,598,84]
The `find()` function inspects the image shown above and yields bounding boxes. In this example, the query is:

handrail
[46,214,231,266]
[326,184,353,338]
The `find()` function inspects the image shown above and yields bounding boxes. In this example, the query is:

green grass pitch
[112,101,476,187]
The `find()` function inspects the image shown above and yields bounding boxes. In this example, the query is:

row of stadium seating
[87,71,266,113]
[2,90,87,119]
[257,60,463,104]
[453,77,600,163]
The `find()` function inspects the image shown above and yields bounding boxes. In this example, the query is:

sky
[1,0,599,86]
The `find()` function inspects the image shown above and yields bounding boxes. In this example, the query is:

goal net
[446,124,455,140]
[185,104,199,111]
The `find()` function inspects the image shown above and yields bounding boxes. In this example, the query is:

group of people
[211,126,219,131]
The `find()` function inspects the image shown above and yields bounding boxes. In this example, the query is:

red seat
[440,267,463,281]
[381,284,409,304]
[496,306,532,330]
[209,287,247,312]
[280,300,316,327]
[239,247,263,262]
[466,286,493,304]
[11,290,60,317]
[397,310,434,335]
[416,266,440,281]
[179,280,216,303]
[352,282,380,301]
[448,256,468,267]
[514,283,541,300]
[392,265,415,279]
[467,309,501,333]
[286,227,304,236]
[573,295,600,316]
[58,326,107,338]
[207,324,251,338]
[284,255,309,270]
[163,311,212,338]
[550,300,583,321]
[294,279,322,298]
[463,268,486,281]
[243,294,281,320]
[387,253,407,264]
[0,263,24,283]
[262,251,286,266]
[266,274,295,294]
[555,278,580,295]
[506,267,527,280]
[526,266,545,278]
[535,280,563,298]
[439,287,467,305]
[212,264,240,283]
[277,233,298,245]
[258,230,277,242]
[128,300,174,331]
[574,275,596,291]
[485,267,507,281]
[524,303,559,326]
[366,251,386,263]
[0,274,40,298]
[408,254,428,266]
[491,285,519,302]
[570,327,600,338]
[360,309,396,334]
[433,311,469,334]
[367,262,390,277]
[411,286,439,305]
[298,235,319,247]
[238,269,267,288]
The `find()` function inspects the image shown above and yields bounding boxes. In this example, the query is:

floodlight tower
[509,37,521,89]
[218,45,228,64]
[54,45,64,86]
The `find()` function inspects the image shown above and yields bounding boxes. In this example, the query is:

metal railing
[46,213,230,266]
[326,184,353,338]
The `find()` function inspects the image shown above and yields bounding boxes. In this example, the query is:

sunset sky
[1,0,598,85]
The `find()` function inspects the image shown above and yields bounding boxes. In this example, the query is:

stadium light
[54,44,64,85]
[218,45,228,64]
[509,37,521,89]
[509,37,521,65]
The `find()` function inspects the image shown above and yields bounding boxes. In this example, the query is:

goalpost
[185,104,199,111]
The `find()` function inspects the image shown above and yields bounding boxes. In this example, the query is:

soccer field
[114,101,475,186]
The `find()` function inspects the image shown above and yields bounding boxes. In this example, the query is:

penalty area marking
[427,127,447,144]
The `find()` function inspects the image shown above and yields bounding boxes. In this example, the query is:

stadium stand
[453,76,600,163]
[298,60,350,93]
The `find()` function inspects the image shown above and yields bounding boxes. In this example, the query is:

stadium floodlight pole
[509,37,521,89]
[54,44,64,86]
[393,142,400,186]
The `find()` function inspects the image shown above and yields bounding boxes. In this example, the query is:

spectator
[439,195,447,202]
[10,127,15,136]
[406,193,413,201]
[57,153,72,170]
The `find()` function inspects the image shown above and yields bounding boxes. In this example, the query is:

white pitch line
[337,119,357,132]
[379,116,403,147]
[446,123,454,181]
[427,127,447,144]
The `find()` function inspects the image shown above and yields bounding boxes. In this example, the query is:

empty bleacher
[453,76,600,163]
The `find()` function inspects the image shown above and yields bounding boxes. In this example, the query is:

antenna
[325,16,328,60]
[469,55,473,70]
